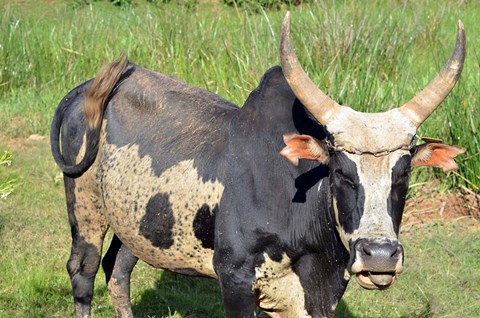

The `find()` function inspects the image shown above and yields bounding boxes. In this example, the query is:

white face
[331,150,411,249]
[325,106,416,289]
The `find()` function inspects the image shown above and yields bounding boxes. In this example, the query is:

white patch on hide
[97,143,224,278]
[254,253,311,318]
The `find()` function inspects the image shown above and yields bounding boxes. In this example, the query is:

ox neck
[227,66,347,258]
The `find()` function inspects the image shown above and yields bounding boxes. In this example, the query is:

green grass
[338,223,480,318]
[0,0,479,317]
[0,150,16,200]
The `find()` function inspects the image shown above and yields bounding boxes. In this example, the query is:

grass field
[0,0,479,317]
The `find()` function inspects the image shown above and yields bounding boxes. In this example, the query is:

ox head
[279,13,465,289]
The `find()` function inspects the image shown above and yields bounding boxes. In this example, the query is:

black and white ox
[51,13,465,318]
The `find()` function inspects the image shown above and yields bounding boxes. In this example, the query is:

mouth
[356,271,396,290]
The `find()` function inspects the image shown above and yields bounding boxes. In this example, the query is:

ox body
[51,14,465,318]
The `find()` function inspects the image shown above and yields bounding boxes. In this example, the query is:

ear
[280,133,329,166]
[411,142,465,171]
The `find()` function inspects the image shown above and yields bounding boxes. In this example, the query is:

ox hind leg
[64,175,109,318]
[102,234,138,318]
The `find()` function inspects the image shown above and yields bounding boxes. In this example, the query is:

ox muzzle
[348,238,404,290]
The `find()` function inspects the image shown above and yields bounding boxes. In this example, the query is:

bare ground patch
[403,188,480,233]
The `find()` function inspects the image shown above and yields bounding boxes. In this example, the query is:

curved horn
[280,12,341,125]
[400,21,466,127]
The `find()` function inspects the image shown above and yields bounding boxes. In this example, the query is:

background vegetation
[0,150,16,200]
[0,0,478,317]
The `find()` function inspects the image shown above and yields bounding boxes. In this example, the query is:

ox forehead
[326,108,417,153]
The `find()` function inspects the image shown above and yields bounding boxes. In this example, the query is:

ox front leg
[102,235,138,318]
[214,250,257,318]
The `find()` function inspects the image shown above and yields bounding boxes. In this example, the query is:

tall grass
[0,0,478,191]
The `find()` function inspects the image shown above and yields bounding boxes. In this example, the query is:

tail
[50,53,129,177]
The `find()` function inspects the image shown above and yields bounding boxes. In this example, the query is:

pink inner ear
[412,143,465,172]
[280,134,329,166]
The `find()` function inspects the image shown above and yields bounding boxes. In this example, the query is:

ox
[51,13,465,318]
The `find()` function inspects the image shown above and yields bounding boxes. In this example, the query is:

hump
[240,66,324,140]
[242,66,295,109]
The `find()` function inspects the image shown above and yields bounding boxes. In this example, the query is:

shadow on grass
[131,273,351,318]
[334,300,355,317]
[132,272,225,318]
[133,273,433,318]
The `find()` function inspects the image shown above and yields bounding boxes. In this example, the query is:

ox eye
[393,169,410,184]
[336,170,357,189]
[391,155,412,185]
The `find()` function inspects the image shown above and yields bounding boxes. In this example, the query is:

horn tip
[283,11,291,30]
[454,19,466,61]
[281,11,292,46]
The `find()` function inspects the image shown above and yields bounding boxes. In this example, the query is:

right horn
[280,12,341,126]
[400,21,466,127]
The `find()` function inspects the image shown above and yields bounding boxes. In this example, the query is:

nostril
[390,246,401,257]
[384,244,402,259]
[362,246,372,256]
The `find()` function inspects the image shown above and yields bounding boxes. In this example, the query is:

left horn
[280,12,341,126]
[400,20,466,127]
